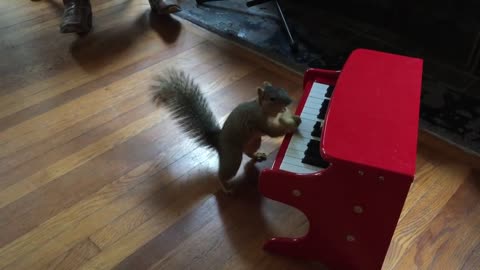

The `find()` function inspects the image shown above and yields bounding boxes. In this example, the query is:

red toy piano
[258,48,423,270]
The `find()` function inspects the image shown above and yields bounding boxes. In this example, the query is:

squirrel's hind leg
[218,143,243,193]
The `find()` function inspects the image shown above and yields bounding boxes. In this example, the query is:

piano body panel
[258,49,423,269]
[320,48,423,177]
[260,160,413,270]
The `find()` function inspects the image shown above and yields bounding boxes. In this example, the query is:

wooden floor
[1,1,480,269]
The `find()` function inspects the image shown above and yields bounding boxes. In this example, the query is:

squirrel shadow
[144,149,317,268]
[213,155,321,269]
[464,168,480,197]
[70,11,182,72]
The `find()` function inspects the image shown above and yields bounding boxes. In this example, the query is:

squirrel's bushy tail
[151,68,221,150]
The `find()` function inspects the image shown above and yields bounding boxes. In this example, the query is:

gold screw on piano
[353,205,364,214]
[346,235,356,242]
[292,189,301,197]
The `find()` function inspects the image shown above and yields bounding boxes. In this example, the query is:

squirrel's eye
[270,97,275,101]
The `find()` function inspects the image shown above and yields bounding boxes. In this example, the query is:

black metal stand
[196,0,298,52]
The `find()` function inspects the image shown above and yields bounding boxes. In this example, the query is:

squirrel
[150,68,301,193]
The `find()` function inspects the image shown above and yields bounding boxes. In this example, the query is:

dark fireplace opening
[176,0,480,155]
[288,0,480,74]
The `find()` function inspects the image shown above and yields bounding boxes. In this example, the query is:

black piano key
[305,140,322,158]
[325,85,334,98]
[311,121,322,137]
[306,147,322,158]
[302,138,330,168]
[302,155,329,168]
[317,99,330,120]
[307,140,320,149]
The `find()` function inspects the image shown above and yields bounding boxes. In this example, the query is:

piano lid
[320,49,423,177]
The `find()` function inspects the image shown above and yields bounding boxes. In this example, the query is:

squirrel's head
[257,81,292,116]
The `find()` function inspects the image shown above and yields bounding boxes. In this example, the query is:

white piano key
[280,163,317,174]
[281,156,323,172]
[300,111,320,121]
[276,82,332,174]
[286,134,321,157]
[309,82,329,98]
[298,118,317,130]
[296,127,320,140]
[304,97,329,111]
[290,135,313,146]
[304,101,319,110]
[301,106,319,116]
[304,96,324,106]
[287,137,307,148]
[295,131,321,142]
[285,147,304,158]
[287,141,308,152]
[296,125,312,135]
[297,118,323,133]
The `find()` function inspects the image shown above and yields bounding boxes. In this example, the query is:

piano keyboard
[279,82,333,174]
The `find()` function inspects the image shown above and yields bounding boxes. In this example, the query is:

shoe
[149,0,182,15]
[60,0,92,34]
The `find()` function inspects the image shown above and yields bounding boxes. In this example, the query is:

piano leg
[259,167,413,269]
[263,236,310,258]
[258,169,317,213]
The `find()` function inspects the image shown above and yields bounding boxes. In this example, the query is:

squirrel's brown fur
[151,68,301,193]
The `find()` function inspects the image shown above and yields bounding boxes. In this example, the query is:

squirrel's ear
[263,81,272,87]
[257,87,264,100]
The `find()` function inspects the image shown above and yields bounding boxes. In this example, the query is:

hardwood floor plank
[382,158,469,269]
[0,42,220,159]
[0,41,244,186]
[0,31,202,128]
[1,86,139,158]
[397,157,438,221]
[58,157,219,270]
[0,107,164,209]
[90,136,282,252]
[0,94,151,189]
[0,1,182,94]
[175,16,303,84]
[0,138,205,269]
[4,150,218,270]
[0,1,113,33]
[392,170,480,269]
[113,190,233,270]
[0,117,172,249]
[143,184,308,270]
[0,1,55,30]
[46,238,101,270]
[0,0,133,51]
[461,242,480,270]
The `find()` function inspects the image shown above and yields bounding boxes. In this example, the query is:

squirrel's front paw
[220,182,234,194]
[253,152,267,162]
[293,115,302,126]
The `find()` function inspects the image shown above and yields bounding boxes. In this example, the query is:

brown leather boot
[149,0,181,15]
[60,0,92,34]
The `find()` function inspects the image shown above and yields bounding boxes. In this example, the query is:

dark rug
[174,0,480,156]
